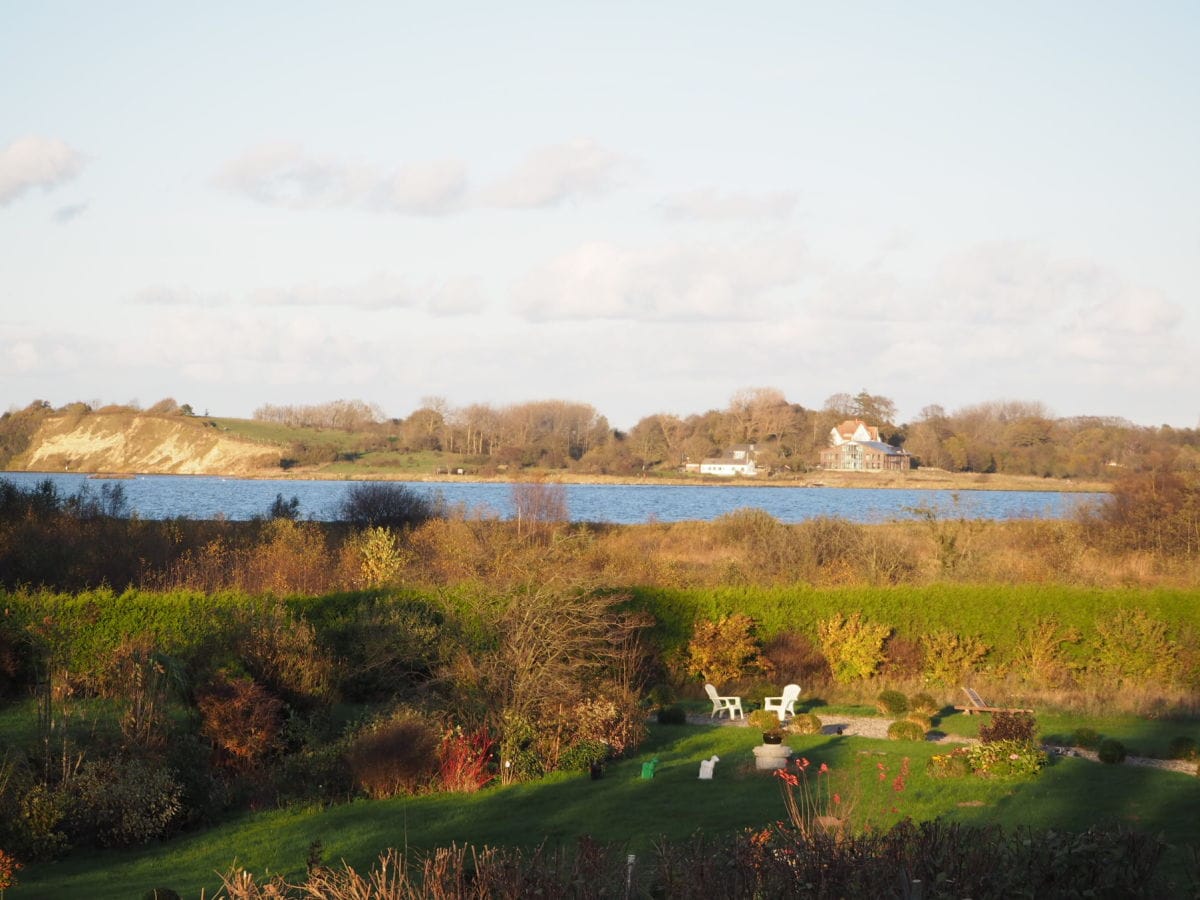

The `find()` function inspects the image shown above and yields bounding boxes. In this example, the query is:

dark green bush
[887,719,926,742]
[1098,738,1128,764]
[67,757,184,848]
[1167,735,1198,760]
[1072,726,1102,748]
[655,705,687,725]
[558,740,611,772]
[876,689,908,716]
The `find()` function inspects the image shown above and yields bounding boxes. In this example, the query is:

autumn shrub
[816,612,891,684]
[1091,608,1181,686]
[909,692,939,715]
[686,613,773,686]
[879,634,924,679]
[341,526,408,587]
[67,756,183,848]
[761,631,831,687]
[887,720,926,742]
[979,710,1037,744]
[345,713,439,798]
[1085,468,1200,558]
[437,727,496,792]
[573,692,646,758]
[797,516,867,581]
[241,519,333,595]
[196,673,285,772]
[0,847,22,894]
[1009,617,1081,689]
[921,629,990,687]
[875,689,908,716]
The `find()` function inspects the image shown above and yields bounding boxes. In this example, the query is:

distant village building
[693,443,759,477]
[819,419,910,471]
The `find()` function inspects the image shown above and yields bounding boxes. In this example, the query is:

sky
[2,2,1198,430]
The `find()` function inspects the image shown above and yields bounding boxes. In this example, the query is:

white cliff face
[15,414,279,475]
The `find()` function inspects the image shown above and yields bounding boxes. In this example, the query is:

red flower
[818,762,829,774]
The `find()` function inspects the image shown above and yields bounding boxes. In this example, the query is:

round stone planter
[752,742,792,771]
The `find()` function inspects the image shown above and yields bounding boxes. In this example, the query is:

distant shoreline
[7,467,1112,494]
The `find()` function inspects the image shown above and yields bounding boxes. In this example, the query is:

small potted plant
[748,709,784,744]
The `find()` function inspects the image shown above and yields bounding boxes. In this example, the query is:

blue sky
[2,2,1198,429]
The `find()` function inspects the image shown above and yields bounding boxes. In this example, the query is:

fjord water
[1,472,1102,524]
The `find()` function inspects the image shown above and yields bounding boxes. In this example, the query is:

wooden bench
[953,687,1034,716]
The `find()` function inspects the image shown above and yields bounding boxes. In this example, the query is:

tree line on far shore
[4,389,1200,478]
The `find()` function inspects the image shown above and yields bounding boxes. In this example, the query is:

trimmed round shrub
[788,712,823,736]
[887,719,926,742]
[656,705,687,726]
[1071,727,1101,749]
[909,692,939,716]
[905,713,933,732]
[748,709,781,732]
[876,689,909,716]
[1167,736,1197,760]
[1097,738,1127,765]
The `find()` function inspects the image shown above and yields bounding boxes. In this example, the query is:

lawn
[16,720,1200,899]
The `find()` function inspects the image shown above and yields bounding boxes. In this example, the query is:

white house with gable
[698,444,759,477]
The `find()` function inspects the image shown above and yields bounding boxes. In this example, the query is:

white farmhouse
[698,444,759,477]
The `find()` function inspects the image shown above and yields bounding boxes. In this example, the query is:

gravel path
[686,713,1198,774]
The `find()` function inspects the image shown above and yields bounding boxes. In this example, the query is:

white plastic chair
[704,683,744,719]
[763,684,801,722]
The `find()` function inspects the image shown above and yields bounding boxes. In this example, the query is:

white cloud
[511,238,807,321]
[659,188,798,222]
[251,274,416,310]
[131,285,231,308]
[482,139,628,208]
[131,273,480,317]
[427,278,486,316]
[214,144,466,215]
[933,241,1103,323]
[0,136,85,205]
